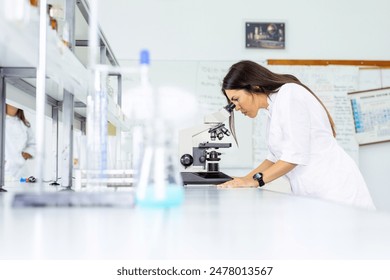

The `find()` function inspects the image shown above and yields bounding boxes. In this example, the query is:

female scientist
[218,60,375,209]
[4,104,36,181]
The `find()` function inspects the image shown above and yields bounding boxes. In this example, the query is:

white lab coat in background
[266,83,375,209]
[4,115,36,180]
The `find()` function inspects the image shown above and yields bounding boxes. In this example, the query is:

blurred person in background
[4,104,36,181]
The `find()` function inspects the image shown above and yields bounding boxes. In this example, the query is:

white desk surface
[1,185,390,260]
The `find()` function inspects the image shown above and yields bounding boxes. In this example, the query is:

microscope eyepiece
[224,103,236,113]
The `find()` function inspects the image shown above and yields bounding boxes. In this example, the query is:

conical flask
[135,117,184,207]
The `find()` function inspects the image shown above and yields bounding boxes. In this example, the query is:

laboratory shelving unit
[0,0,129,192]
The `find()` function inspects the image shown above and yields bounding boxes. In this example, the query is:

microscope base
[181,171,232,185]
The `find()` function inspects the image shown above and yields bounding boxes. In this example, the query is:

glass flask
[135,118,184,208]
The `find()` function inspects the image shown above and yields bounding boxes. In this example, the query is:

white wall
[360,142,390,211]
[98,0,390,61]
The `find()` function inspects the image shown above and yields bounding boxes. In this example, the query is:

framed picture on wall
[348,87,390,145]
[245,22,285,49]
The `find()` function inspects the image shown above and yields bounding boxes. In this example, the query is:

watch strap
[253,172,265,187]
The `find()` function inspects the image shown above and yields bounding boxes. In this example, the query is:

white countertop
[1,185,390,260]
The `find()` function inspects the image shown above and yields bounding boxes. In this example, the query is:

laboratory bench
[1,185,390,260]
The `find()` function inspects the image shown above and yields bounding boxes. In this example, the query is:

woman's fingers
[217,178,244,188]
[217,177,257,188]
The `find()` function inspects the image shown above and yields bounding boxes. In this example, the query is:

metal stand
[0,187,7,192]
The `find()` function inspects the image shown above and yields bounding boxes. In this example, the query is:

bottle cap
[140,49,150,65]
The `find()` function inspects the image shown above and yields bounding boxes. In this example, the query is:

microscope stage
[181,171,232,185]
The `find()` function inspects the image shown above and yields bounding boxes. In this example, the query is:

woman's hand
[21,152,32,160]
[217,176,258,188]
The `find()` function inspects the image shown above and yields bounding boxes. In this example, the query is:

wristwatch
[253,172,265,187]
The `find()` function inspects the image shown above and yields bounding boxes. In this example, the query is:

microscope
[179,103,235,185]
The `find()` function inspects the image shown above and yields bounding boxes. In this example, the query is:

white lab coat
[4,115,36,180]
[265,83,375,209]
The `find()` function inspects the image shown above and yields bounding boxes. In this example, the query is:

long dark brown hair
[221,60,336,143]
[17,109,31,127]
